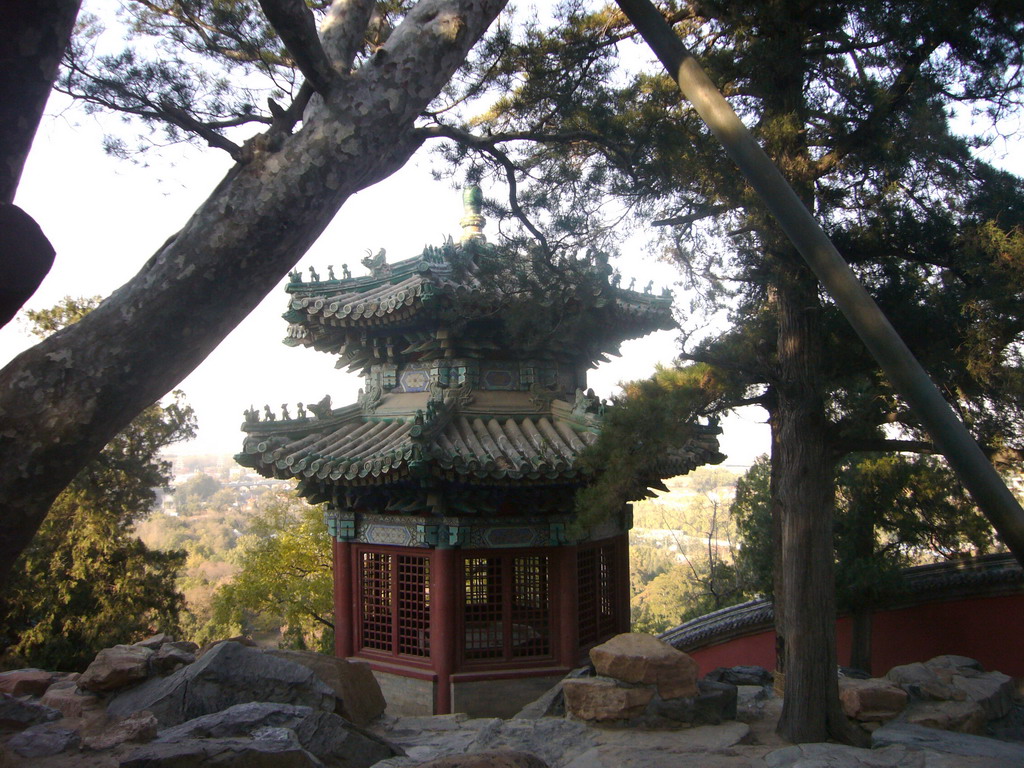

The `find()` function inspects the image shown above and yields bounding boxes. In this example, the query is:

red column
[431,546,457,714]
[556,545,580,667]
[612,534,631,635]
[334,540,354,658]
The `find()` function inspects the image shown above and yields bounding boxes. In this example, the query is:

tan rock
[415,751,549,768]
[0,668,55,697]
[40,681,103,719]
[265,650,386,725]
[562,677,654,721]
[82,710,158,750]
[78,644,154,693]
[589,633,698,699]
[838,678,908,722]
[903,700,987,734]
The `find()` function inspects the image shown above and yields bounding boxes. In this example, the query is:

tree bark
[0,0,81,203]
[0,1,81,325]
[0,0,507,591]
[773,258,861,744]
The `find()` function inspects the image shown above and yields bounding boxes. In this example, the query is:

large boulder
[589,633,698,699]
[79,644,155,693]
[838,678,908,722]
[0,668,55,697]
[562,677,653,721]
[265,649,385,725]
[155,701,397,768]
[106,641,335,726]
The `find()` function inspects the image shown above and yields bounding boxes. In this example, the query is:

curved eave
[238,407,601,488]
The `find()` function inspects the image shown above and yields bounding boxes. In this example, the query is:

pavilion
[237,187,723,715]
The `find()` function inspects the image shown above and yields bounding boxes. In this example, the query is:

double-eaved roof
[238,188,724,506]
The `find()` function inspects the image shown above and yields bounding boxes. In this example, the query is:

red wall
[688,593,1024,678]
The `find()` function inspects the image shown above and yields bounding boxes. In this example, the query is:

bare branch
[258,0,340,93]
[652,204,733,227]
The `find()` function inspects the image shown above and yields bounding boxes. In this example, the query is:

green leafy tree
[431,1,1024,740]
[175,472,224,514]
[203,494,334,651]
[630,466,749,632]
[0,298,195,670]
[734,453,1000,670]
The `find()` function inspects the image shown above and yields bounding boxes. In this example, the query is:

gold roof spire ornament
[459,185,486,243]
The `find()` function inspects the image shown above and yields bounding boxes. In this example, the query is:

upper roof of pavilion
[279,188,677,372]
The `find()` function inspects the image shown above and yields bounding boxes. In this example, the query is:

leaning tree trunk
[772,256,859,744]
[0,0,507,591]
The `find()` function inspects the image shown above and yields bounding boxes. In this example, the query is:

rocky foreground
[1,632,1023,767]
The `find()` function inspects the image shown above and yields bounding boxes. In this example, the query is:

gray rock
[157,701,397,768]
[765,743,921,767]
[873,721,1024,762]
[157,702,318,741]
[119,737,325,767]
[7,724,79,757]
[951,671,1016,720]
[645,679,738,725]
[133,633,172,650]
[107,641,335,726]
[705,665,773,687]
[0,693,61,730]
[153,643,196,673]
[468,717,594,768]
[926,655,985,672]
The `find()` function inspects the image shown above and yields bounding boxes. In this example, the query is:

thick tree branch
[320,0,377,71]
[1,0,81,202]
[0,0,508,592]
[258,0,340,94]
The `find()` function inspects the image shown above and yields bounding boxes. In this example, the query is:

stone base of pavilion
[370,663,571,718]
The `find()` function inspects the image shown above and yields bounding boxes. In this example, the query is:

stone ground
[6,692,1024,767]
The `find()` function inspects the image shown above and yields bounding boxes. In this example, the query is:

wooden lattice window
[360,552,393,652]
[462,553,551,663]
[511,555,550,659]
[397,555,431,657]
[358,549,430,659]
[578,541,618,646]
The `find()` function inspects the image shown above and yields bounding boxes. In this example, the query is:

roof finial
[459,185,486,243]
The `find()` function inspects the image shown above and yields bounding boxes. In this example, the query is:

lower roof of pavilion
[236,387,724,498]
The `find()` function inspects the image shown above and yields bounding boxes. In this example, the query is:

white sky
[4,92,770,470]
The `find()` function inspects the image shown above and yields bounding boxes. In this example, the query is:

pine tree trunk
[772,258,855,743]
